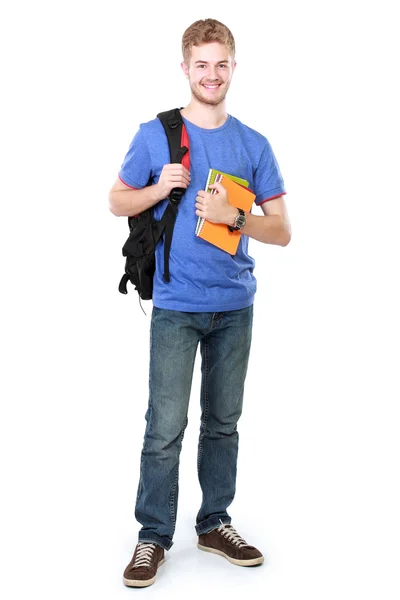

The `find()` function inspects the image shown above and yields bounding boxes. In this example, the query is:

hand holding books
[195,168,256,255]
[195,180,238,226]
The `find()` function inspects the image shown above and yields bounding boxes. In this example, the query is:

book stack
[195,168,256,255]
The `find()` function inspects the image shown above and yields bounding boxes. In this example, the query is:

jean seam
[136,320,155,506]
[169,337,197,533]
[197,336,210,475]
[169,420,187,530]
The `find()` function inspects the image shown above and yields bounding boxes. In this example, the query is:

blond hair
[182,19,235,64]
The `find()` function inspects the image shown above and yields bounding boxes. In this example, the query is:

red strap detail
[181,125,190,170]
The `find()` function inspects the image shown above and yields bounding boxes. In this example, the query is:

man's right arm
[108,164,191,217]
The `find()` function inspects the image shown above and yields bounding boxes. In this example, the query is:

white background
[1,0,399,598]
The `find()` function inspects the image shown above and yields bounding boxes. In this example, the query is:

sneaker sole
[123,558,165,587]
[197,543,264,566]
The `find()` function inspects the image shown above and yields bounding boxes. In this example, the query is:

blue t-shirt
[119,114,286,312]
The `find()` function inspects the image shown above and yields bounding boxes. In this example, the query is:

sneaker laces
[132,542,157,568]
[217,521,249,548]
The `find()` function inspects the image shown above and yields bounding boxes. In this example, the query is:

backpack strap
[157,108,189,164]
[156,108,190,283]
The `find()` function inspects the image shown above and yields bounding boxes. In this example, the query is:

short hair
[182,19,235,65]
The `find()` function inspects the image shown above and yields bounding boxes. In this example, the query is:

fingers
[155,164,191,200]
[208,182,223,192]
[162,164,191,187]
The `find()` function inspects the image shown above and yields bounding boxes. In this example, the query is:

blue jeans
[135,304,254,551]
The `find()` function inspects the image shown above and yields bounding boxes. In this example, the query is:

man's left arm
[238,196,292,246]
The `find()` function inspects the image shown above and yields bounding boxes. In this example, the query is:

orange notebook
[196,175,256,255]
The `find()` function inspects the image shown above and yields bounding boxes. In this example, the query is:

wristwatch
[228,208,246,232]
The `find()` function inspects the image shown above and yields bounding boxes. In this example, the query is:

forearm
[239,212,291,246]
[109,184,163,217]
[198,185,291,247]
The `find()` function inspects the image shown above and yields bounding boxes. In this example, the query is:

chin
[193,87,228,106]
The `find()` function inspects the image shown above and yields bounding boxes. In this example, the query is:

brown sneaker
[198,523,264,566]
[123,542,165,587]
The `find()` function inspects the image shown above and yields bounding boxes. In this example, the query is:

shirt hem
[152,296,255,312]
[118,171,142,189]
[256,186,286,205]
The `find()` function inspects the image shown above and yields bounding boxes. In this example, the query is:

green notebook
[206,168,249,189]
[195,168,250,235]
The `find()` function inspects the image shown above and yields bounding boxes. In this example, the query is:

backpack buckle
[169,188,184,204]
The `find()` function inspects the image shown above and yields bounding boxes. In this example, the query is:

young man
[109,18,291,588]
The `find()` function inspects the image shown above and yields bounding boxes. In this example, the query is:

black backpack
[118,108,189,307]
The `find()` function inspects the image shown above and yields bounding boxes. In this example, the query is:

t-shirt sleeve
[118,126,152,189]
[253,140,286,205]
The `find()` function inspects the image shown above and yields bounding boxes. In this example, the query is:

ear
[181,61,189,79]
[232,60,237,73]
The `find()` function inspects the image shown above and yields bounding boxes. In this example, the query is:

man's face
[181,42,236,107]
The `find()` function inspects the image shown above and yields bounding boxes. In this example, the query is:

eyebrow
[194,60,229,65]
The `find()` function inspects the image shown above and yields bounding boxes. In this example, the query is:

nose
[207,65,219,80]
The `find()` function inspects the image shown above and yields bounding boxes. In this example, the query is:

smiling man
[109,18,291,588]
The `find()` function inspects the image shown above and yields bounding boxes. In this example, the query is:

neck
[181,99,228,129]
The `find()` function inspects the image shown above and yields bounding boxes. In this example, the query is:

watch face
[236,215,246,229]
